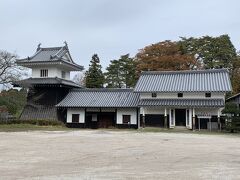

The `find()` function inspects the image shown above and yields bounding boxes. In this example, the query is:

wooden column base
[142,116,145,128]
[192,117,196,130]
[164,116,167,128]
[218,117,221,131]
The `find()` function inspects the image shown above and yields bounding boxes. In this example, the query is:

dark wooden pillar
[142,115,145,128]
[192,117,196,130]
[137,108,140,129]
[218,109,221,131]
[218,117,221,131]
[164,108,167,128]
[192,108,196,131]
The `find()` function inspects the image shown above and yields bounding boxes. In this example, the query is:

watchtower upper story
[16,42,83,80]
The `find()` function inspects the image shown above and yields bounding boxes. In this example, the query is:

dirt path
[0,130,240,180]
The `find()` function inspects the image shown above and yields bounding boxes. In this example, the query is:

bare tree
[0,50,25,87]
[72,71,86,86]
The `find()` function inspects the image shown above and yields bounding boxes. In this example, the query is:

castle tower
[15,43,83,121]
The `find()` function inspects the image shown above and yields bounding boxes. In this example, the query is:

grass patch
[0,119,64,126]
[136,127,240,136]
[0,124,69,132]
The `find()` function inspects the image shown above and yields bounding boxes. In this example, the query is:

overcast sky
[0,0,239,70]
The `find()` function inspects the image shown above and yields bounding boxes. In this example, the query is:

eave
[17,60,84,71]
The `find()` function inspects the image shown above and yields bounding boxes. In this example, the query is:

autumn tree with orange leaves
[135,40,200,75]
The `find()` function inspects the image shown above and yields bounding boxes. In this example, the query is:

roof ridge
[53,46,67,59]
[142,69,229,75]
[40,46,63,51]
[71,88,134,92]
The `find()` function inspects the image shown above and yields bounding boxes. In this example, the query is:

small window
[178,93,183,98]
[152,93,157,98]
[122,115,131,124]
[40,69,48,77]
[205,93,211,98]
[72,114,80,123]
[62,71,66,79]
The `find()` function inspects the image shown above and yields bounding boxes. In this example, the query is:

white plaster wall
[140,92,225,99]
[195,108,220,116]
[65,71,70,80]
[31,66,70,80]
[32,68,39,78]
[32,67,60,78]
[117,108,137,125]
[67,108,85,123]
[140,107,222,117]
[140,107,165,115]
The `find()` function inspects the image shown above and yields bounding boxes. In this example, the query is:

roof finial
[37,43,41,51]
[64,41,68,49]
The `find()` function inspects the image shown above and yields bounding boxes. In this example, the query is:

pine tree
[85,54,104,88]
[105,60,122,88]
[105,54,137,88]
[120,54,138,88]
[232,55,240,94]
[179,35,237,69]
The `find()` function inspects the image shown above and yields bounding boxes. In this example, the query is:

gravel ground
[0,130,240,180]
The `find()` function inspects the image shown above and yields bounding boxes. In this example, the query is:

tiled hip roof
[56,89,140,108]
[134,69,232,92]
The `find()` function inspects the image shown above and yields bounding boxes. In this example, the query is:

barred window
[40,69,48,77]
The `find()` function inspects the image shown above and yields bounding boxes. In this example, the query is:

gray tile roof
[226,92,240,101]
[14,77,81,88]
[134,69,232,93]
[17,44,83,71]
[56,89,140,108]
[226,92,240,104]
[139,99,224,107]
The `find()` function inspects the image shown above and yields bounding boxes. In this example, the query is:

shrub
[225,116,240,133]
[222,102,240,116]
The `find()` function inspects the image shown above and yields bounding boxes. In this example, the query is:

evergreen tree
[85,54,104,88]
[105,60,122,88]
[231,53,240,94]
[179,35,237,69]
[120,54,138,88]
[105,54,137,88]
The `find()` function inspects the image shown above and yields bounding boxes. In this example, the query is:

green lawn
[0,124,69,132]
[0,124,238,136]
[137,127,240,136]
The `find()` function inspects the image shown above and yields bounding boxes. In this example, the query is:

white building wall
[195,108,220,116]
[65,71,70,80]
[140,107,222,116]
[140,92,225,99]
[32,67,40,78]
[67,108,85,123]
[140,107,165,114]
[117,108,137,125]
[32,66,70,80]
